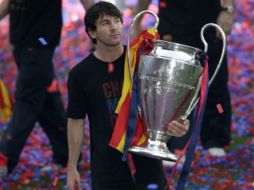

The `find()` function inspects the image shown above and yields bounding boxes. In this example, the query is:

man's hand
[165,119,189,137]
[67,167,82,190]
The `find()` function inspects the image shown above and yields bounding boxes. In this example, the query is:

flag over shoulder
[109,28,159,155]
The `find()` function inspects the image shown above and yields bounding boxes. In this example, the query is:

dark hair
[84,1,123,44]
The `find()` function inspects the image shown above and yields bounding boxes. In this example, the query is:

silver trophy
[127,11,226,161]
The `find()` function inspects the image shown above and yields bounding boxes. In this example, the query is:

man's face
[91,15,123,47]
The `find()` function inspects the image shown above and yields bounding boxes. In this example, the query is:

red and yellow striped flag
[109,28,159,153]
[0,79,13,123]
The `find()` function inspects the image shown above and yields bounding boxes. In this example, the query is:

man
[67,2,190,190]
[134,0,233,157]
[0,0,92,178]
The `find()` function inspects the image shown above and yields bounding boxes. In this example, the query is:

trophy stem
[129,131,178,161]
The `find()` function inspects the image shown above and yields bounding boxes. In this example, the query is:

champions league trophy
[127,11,226,161]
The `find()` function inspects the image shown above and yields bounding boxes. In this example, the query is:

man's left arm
[222,0,235,9]
[217,0,235,35]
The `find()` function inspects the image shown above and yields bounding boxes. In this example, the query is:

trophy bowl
[128,40,204,161]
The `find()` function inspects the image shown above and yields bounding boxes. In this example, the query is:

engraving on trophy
[169,80,195,90]
[139,75,195,90]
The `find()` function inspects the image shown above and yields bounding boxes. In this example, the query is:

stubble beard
[96,34,122,48]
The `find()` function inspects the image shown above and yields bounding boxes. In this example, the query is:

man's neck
[93,44,124,63]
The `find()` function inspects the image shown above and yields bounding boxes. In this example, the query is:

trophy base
[129,144,178,162]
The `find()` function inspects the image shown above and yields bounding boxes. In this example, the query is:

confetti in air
[216,103,224,113]
[38,37,48,46]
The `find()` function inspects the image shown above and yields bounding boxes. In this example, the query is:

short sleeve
[66,69,87,119]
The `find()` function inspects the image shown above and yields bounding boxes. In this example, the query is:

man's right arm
[0,0,9,20]
[67,118,84,168]
[67,118,84,190]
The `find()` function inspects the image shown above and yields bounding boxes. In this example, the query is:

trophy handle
[127,10,159,81]
[201,23,227,86]
[183,23,227,119]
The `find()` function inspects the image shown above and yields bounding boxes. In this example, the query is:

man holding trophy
[66,2,190,190]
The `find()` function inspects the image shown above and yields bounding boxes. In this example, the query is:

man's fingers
[67,181,81,190]
[67,184,74,190]
[67,174,81,190]
[173,120,189,132]
[166,120,189,137]
[74,181,82,190]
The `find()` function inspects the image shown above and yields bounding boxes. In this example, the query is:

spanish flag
[0,79,13,123]
[109,28,159,160]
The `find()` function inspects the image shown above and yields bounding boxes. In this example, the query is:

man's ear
[88,29,96,40]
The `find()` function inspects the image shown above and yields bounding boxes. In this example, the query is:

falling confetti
[38,37,48,46]
[216,104,224,114]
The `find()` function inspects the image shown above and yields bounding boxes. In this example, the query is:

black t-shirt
[67,49,165,189]
[9,0,62,49]
[158,0,221,39]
